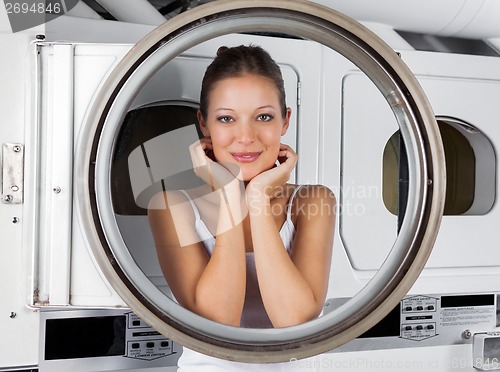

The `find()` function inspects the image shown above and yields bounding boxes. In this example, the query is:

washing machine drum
[75,0,445,363]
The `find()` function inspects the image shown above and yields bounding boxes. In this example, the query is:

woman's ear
[197,109,210,137]
[281,107,292,136]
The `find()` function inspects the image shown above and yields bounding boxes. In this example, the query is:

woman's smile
[230,151,262,163]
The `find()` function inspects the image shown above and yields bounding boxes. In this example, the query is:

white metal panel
[340,72,398,270]
[398,52,500,297]
[25,43,130,308]
[0,2,10,33]
[0,32,40,369]
[71,44,132,307]
[339,71,500,273]
[37,44,74,305]
[321,47,500,299]
[318,344,478,371]
[416,76,500,269]
[319,46,375,298]
[46,15,155,43]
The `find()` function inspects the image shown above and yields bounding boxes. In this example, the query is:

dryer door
[75,0,445,363]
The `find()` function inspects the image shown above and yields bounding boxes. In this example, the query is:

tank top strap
[178,190,201,220]
[286,185,303,219]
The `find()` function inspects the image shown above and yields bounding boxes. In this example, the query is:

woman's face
[198,74,291,181]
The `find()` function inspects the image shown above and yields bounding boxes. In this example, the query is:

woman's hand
[189,138,246,231]
[246,143,298,201]
[189,137,241,194]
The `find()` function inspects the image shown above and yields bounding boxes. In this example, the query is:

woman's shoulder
[293,184,336,204]
[148,189,190,211]
[290,184,336,223]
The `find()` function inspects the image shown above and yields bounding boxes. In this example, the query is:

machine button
[132,343,140,349]
[416,325,423,330]
[146,342,155,348]
[405,306,413,311]
[427,325,434,330]
[416,306,424,311]
[427,305,435,311]
[132,320,141,326]
[161,341,170,347]
[405,326,412,331]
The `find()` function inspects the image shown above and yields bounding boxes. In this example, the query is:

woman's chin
[241,166,274,183]
[238,169,259,182]
[241,173,256,183]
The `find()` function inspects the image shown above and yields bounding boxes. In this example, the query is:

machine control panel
[126,313,176,360]
[328,293,499,352]
[39,308,181,371]
[401,295,438,341]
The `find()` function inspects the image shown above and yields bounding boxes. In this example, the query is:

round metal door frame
[75,0,446,363]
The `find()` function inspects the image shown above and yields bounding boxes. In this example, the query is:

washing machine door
[75,0,446,363]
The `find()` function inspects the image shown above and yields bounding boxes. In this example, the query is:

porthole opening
[383,117,496,216]
[111,102,201,215]
[79,1,446,361]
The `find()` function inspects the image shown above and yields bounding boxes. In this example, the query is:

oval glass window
[383,116,495,216]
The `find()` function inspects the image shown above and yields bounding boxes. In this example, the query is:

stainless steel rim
[74,0,446,363]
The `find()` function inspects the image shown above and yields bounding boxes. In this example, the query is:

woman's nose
[235,122,256,144]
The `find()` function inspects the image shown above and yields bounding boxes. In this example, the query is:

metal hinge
[1,143,24,204]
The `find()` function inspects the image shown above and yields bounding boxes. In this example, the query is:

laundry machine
[0,6,325,369]
[1,0,500,370]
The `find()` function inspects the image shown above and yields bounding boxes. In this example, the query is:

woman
[148,45,335,370]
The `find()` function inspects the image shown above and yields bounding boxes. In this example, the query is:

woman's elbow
[190,297,243,327]
[272,304,323,328]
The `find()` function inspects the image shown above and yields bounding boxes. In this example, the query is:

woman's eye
[257,114,273,122]
[217,116,234,123]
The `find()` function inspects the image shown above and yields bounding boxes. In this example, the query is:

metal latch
[1,143,24,204]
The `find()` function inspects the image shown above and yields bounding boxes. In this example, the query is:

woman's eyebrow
[213,106,276,112]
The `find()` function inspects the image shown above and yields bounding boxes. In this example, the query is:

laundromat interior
[1,0,500,371]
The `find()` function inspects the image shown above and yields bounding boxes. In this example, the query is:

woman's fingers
[201,139,216,161]
[189,138,241,191]
[277,143,298,168]
[188,140,204,163]
[189,138,214,167]
[199,137,213,152]
[189,139,214,189]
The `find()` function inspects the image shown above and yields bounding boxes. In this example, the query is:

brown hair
[199,45,287,119]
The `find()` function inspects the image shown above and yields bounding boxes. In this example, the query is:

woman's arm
[248,183,335,328]
[148,186,247,326]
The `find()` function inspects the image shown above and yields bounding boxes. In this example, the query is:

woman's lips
[230,152,262,163]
